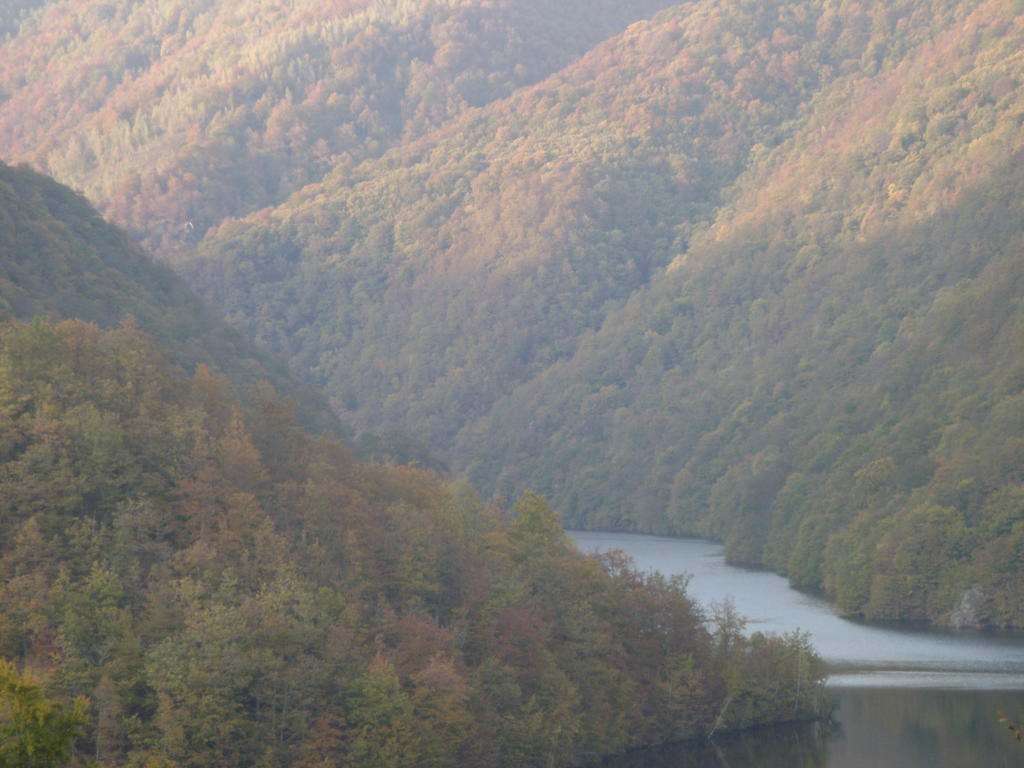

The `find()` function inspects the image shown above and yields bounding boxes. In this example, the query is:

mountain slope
[195,0,1024,626]
[0,160,341,434]
[0,0,679,256]
[0,152,825,767]
[455,0,1024,626]
[188,0,861,444]
[0,317,825,766]
[5,0,1024,629]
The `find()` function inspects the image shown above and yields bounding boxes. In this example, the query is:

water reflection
[829,669,1024,689]
[823,687,1024,768]
[593,688,1024,765]
[570,531,1024,767]
[597,721,832,767]
[596,687,1024,767]
[569,531,1024,674]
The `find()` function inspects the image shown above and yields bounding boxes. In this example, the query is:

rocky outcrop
[946,584,986,629]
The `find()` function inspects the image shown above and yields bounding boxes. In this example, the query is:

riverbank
[570,530,1024,767]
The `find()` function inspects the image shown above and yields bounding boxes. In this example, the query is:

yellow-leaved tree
[0,660,88,768]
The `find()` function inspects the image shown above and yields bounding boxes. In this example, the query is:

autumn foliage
[0,319,825,767]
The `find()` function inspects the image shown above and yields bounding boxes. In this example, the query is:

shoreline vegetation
[0,315,825,767]
[1,0,1023,631]
[0,160,825,767]
[2,0,1021,760]
[0,321,823,765]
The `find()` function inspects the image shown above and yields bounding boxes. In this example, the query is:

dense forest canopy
[0,160,341,436]
[0,317,825,767]
[0,0,680,256]
[0,154,826,766]
[1,0,1023,630]
[453,0,1024,626]
[188,0,1024,626]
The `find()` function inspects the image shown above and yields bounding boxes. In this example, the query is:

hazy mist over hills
[0,139,823,768]
[0,0,680,255]
[2,0,1024,630]
[0,160,344,433]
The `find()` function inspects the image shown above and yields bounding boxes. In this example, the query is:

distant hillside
[455,0,1024,626]
[0,0,679,256]
[188,0,847,445]
[0,55,828,767]
[190,0,1024,627]
[0,160,341,435]
[5,0,1024,629]
[0,0,46,38]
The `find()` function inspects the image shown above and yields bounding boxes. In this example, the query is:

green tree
[509,492,567,560]
[347,654,416,768]
[0,660,88,768]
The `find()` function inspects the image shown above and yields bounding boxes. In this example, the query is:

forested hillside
[0,164,825,764]
[455,0,1024,625]
[188,0,873,445]
[0,0,678,256]
[3,0,1024,630]
[0,0,45,37]
[0,160,340,435]
[0,318,824,767]
[182,0,1024,626]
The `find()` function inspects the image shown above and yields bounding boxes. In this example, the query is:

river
[570,531,1024,767]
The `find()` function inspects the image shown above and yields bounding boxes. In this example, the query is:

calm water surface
[570,531,1024,767]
